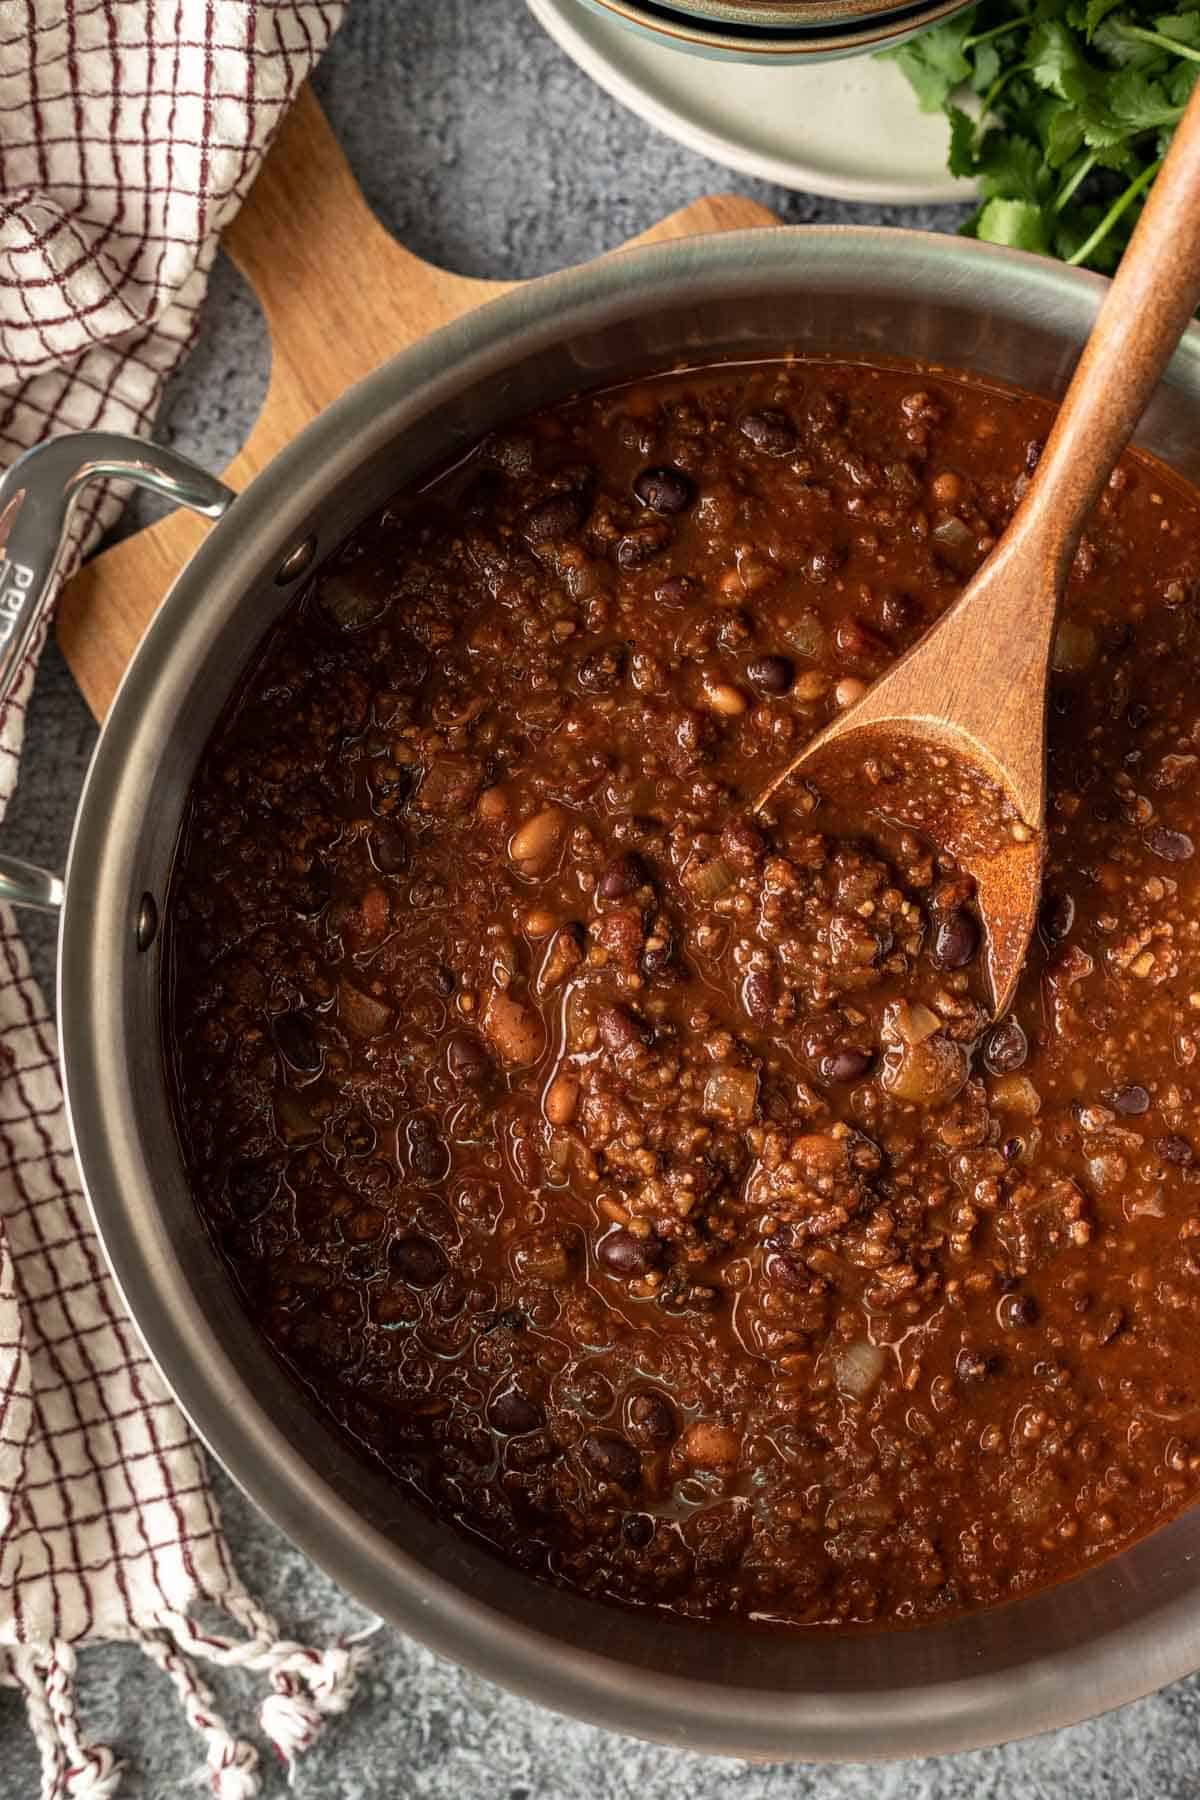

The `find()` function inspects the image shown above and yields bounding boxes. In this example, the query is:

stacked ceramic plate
[528,0,968,202]
[572,0,973,61]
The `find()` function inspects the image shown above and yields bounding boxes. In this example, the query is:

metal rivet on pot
[136,893,159,952]
[275,534,316,586]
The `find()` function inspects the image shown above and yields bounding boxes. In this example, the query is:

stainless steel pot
[6,226,1200,1762]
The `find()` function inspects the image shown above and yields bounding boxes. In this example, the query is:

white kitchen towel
[0,7,370,1798]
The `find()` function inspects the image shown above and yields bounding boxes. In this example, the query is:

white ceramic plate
[528,0,971,206]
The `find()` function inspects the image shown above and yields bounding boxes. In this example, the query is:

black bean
[654,575,697,608]
[931,908,979,970]
[342,1115,376,1159]
[370,822,409,874]
[739,409,797,456]
[446,1030,491,1084]
[880,592,914,635]
[597,1228,663,1278]
[1039,891,1075,943]
[227,1159,277,1221]
[598,1005,651,1053]
[821,1047,873,1084]
[291,865,330,918]
[633,465,695,515]
[1000,1292,1039,1329]
[615,522,672,569]
[763,1251,808,1293]
[622,1512,655,1548]
[578,646,626,693]
[460,470,505,514]
[1096,1307,1126,1345]
[273,1011,320,1072]
[1146,826,1194,862]
[746,654,795,695]
[408,1114,450,1180]
[1110,1084,1150,1116]
[489,1387,543,1436]
[1156,1133,1194,1166]
[640,927,675,979]
[390,1234,447,1287]
[484,430,535,476]
[582,1432,642,1490]
[984,1018,1028,1075]
[806,545,846,582]
[625,1389,678,1447]
[742,971,775,1026]
[522,491,586,545]
[956,1348,1003,1382]
[597,853,647,900]
[716,609,753,652]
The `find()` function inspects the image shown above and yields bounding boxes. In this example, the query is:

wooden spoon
[755,81,1200,1016]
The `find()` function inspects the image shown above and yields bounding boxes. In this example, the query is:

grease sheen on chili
[166,357,1200,1629]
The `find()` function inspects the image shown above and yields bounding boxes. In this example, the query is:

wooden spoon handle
[1020,77,1200,572]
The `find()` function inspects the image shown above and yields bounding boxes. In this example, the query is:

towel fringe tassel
[7,1598,373,1798]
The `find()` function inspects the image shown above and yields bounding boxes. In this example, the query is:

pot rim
[58,225,1200,1760]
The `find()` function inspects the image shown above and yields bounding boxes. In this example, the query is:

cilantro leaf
[1084,0,1125,32]
[948,104,980,175]
[880,13,975,110]
[977,129,1055,198]
[1027,18,1097,98]
[974,196,1054,251]
[1045,97,1089,158]
[1153,9,1200,43]
[1106,62,1184,121]
[878,0,1195,286]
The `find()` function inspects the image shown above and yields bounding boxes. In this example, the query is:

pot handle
[0,432,235,912]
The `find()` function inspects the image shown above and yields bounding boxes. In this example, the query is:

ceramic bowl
[572,0,972,62]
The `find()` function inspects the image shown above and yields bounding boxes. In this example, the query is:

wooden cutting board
[57,86,778,721]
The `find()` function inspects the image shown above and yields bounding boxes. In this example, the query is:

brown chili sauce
[165,359,1200,1627]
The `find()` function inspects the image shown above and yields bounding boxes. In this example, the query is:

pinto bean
[482,988,545,1067]
[509,806,567,873]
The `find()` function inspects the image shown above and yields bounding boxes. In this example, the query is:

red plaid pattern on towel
[0,9,369,1798]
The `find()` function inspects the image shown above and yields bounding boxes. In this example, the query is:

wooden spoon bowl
[757,83,1200,1014]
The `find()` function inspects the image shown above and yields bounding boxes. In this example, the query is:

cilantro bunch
[881,0,1200,271]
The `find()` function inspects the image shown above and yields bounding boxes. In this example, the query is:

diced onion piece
[881,1035,970,1106]
[931,515,974,554]
[837,1496,896,1526]
[884,999,941,1047]
[564,989,592,1053]
[275,1089,319,1144]
[784,609,827,659]
[1052,620,1098,673]
[682,1421,741,1468]
[1086,1150,1128,1196]
[990,1073,1042,1115]
[318,570,387,630]
[834,1340,886,1400]
[685,856,735,903]
[702,1064,759,1126]
[338,981,395,1039]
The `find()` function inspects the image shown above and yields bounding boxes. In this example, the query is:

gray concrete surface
[0,0,1187,1793]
